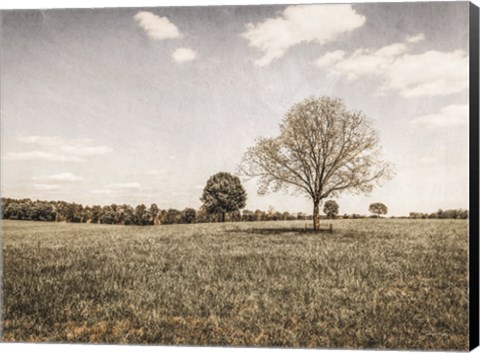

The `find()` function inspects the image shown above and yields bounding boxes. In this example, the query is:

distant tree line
[0,198,314,226]
[1,198,468,225]
[409,209,468,220]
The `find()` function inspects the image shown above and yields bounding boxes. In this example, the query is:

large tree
[239,96,392,230]
[200,172,247,222]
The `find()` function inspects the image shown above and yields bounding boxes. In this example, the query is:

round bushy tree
[369,202,388,217]
[181,208,197,224]
[200,172,247,222]
[323,200,339,219]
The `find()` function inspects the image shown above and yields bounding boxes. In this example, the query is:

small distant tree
[242,209,255,222]
[163,209,182,224]
[123,205,136,225]
[254,209,266,221]
[369,202,388,217]
[195,206,210,223]
[149,204,160,225]
[200,172,247,222]
[90,205,103,224]
[181,208,196,224]
[100,205,114,224]
[296,212,307,220]
[135,204,149,225]
[323,200,339,219]
[437,209,444,219]
[230,210,242,222]
[4,202,26,220]
[442,209,457,219]
[30,202,56,221]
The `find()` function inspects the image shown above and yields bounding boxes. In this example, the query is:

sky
[0,2,471,216]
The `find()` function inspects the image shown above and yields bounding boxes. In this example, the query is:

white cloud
[172,48,197,63]
[5,151,84,162]
[33,183,64,191]
[406,33,425,43]
[144,169,166,177]
[316,36,468,98]
[7,136,112,162]
[108,182,142,189]
[419,156,437,166]
[410,104,468,128]
[33,172,84,183]
[316,50,346,68]
[383,50,468,98]
[18,136,64,146]
[241,4,365,67]
[91,182,153,196]
[60,145,112,157]
[317,43,409,80]
[91,189,115,195]
[134,11,181,40]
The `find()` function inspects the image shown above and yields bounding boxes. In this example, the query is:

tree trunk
[222,212,225,223]
[313,201,320,231]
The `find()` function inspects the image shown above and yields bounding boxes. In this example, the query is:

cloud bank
[5,136,112,162]
[316,35,468,98]
[410,104,468,128]
[32,172,85,183]
[242,5,365,66]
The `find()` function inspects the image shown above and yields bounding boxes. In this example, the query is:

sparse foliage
[239,96,392,230]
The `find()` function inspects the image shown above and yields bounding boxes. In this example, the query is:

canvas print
[0,1,478,350]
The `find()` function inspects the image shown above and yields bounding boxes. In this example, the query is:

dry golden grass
[2,219,468,349]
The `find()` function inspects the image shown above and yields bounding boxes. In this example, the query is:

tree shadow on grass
[228,226,334,235]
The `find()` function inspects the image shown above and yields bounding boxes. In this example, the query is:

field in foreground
[2,219,468,350]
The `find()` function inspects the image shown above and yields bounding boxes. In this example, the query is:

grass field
[1,219,468,350]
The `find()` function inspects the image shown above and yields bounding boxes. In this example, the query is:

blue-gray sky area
[0,2,470,216]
